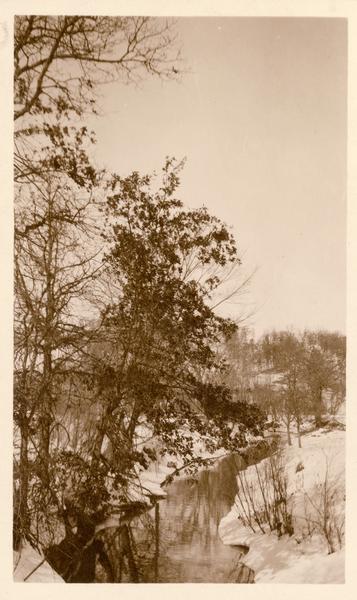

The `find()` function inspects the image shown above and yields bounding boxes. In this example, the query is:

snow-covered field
[219,426,345,583]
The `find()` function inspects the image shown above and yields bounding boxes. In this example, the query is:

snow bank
[219,427,345,583]
[257,547,345,583]
[13,543,64,582]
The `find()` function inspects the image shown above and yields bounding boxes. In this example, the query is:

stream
[130,453,255,583]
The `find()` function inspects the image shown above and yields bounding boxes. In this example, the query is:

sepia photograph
[3,3,352,588]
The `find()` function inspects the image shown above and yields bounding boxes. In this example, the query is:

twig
[23,557,46,581]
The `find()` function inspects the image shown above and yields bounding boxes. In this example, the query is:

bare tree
[257,331,306,446]
[14,175,102,543]
[14,16,181,121]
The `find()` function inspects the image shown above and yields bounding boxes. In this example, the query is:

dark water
[131,454,252,583]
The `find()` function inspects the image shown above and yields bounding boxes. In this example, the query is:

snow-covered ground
[13,543,64,582]
[219,425,345,583]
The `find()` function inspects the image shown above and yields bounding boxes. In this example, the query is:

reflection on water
[132,453,250,583]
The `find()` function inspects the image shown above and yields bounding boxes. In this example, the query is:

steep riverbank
[219,426,345,583]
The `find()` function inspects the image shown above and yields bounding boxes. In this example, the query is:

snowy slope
[219,427,345,583]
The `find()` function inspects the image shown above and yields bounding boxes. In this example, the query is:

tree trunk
[14,419,30,549]
[90,400,115,468]
[296,414,302,448]
[38,346,53,486]
[14,361,32,548]
[154,502,160,582]
[286,416,292,446]
[38,205,55,485]
[314,387,324,428]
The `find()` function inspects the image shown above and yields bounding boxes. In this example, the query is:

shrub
[235,452,293,536]
[299,457,344,554]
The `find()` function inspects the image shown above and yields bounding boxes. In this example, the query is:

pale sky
[89,17,347,338]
